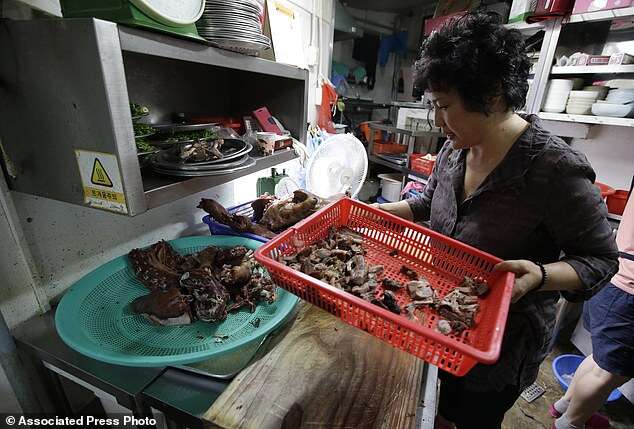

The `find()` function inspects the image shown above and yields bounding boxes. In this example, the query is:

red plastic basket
[373,142,408,155]
[410,153,436,176]
[254,198,515,376]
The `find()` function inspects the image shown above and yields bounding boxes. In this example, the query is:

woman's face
[431,89,493,150]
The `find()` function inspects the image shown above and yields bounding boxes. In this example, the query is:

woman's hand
[495,260,543,304]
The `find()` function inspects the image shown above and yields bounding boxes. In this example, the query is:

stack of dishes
[542,79,575,113]
[149,138,255,177]
[566,90,601,115]
[591,89,634,118]
[196,0,271,56]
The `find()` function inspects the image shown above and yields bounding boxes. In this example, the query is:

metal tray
[148,135,217,149]
[153,123,218,132]
[153,139,251,167]
[151,157,256,177]
[151,154,251,172]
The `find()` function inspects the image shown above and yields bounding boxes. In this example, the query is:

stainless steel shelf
[504,21,545,32]
[538,112,634,127]
[143,149,297,209]
[118,26,307,81]
[368,123,442,137]
[551,65,634,74]
[368,155,429,181]
[568,6,634,23]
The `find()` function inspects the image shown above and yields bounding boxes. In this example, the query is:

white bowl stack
[542,79,575,113]
[566,90,601,115]
[591,89,634,118]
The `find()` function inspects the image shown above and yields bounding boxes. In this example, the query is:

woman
[550,192,633,429]
[375,13,619,428]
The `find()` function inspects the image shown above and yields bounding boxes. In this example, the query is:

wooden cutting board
[203,302,425,429]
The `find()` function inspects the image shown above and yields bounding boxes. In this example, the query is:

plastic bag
[318,82,337,134]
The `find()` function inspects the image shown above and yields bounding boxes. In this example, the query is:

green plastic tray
[55,236,299,367]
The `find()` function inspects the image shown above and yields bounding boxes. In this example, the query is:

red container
[607,190,629,215]
[595,182,616,200]
[254,198,515,376]
[373,142,407,155]
[410,153,436,176]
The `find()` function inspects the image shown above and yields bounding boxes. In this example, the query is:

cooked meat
[251,194,277,222]
[129,241,277,327]
[132,288,191,324]
[400,266,419,280]
[259,192,319,232]
[128,240,185,291]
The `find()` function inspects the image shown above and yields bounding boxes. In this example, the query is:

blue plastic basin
[552,354,622,403]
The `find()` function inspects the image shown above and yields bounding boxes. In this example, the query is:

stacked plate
[566,90,601,115]
[542,79,575,113]
[196,0,271,56]
[149,139,255,177]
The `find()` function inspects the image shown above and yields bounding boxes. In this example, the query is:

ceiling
[341,0,435,13]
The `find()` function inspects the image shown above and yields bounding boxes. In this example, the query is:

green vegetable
[130,103,149,117]
[136,139,154,153]
[133,123,156,137]
[163,129,216,143]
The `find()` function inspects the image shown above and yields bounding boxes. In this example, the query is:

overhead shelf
[368,123,442,137]
[368,154,429,181]
[504,21,545,31]
[551,65,634,74]
[538,112,634,127]
[568,6,634,23]
[143,150,297,209]
[118,26,307,81]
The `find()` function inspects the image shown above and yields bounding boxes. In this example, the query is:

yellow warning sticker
[75,150,128,214]
[91,158,113,187]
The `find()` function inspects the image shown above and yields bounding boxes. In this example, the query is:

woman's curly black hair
[414,12,530,113]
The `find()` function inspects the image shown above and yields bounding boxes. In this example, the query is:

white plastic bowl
[568,90,600,100]
[591,102,634,118]
[606,94,634,104]
[548,79,575,91]
[566,105,592,114]
[567,99,596,106]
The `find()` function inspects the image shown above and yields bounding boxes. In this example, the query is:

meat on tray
[277,227,489,336]
[129,240,276,326]
[198,189,328,238]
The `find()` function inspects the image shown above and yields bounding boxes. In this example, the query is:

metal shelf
[538,112,634,127]
[504,21,545,32]
[0,19,308,216]
[368,123,442,137]
[568,6,634,23]
[368,155,429,181]
[118,26,306,81]
[551,65,634,74]
[143,150,297,209]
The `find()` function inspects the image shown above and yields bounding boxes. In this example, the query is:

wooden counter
[203,303,432,429]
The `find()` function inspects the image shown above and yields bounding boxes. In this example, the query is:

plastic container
[202,200,269,242]
[373,141,407,155]
[56,235,299,367]
[607,190,629,215]
[358,121,380,143]
[552,354,622,402]
[595,182,616,200]
[254,198,515,376]
[378,173,403,202]
[410,153,436,176]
